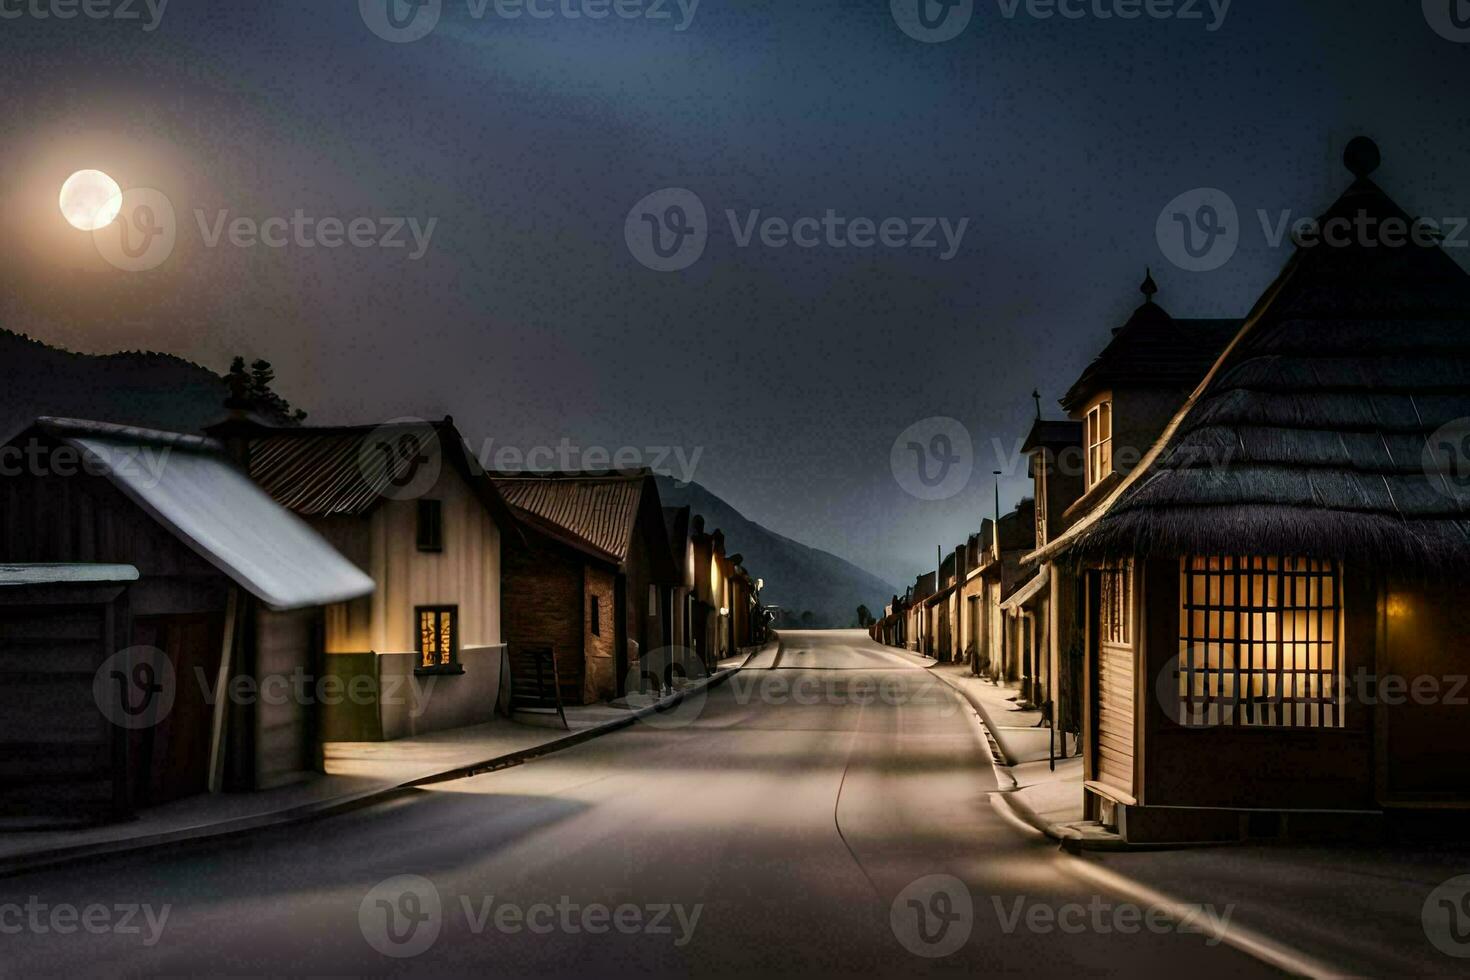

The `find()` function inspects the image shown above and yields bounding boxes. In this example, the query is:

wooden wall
[0,581,131,823]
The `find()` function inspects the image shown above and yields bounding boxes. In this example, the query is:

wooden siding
[0,583,130,822]
[316,463,501,655]
[254,605,320,788]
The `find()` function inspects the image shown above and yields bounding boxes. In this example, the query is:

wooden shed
[0,418,374,819]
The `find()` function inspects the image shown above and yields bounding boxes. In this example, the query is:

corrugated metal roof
[249,424,437,516]
[494,474,645,563]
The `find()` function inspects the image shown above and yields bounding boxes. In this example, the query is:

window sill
[414,665,465,677]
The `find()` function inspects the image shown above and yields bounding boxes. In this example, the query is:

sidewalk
[0,645,769,877]
[928,661,1470,974]
[928,663,1109,847]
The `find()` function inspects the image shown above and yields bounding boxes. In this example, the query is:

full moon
[59,169,123,231]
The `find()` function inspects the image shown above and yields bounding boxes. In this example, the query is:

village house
[493,470,676,705]
[957,525,992,672]
[664,506,695,653]
[0,418,374,820]
[1030,138,1470,843]
[923,549,959,661]
[222,415,518,741]
[977,500,1036,686]
[689,516,726,668]
[907,570,935,654]
[1019,416,1085,739]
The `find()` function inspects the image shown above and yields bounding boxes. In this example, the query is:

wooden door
[131,614,223,807]
[1093,566,1135,798]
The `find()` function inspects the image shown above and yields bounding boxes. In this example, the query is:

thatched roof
[1061,141,1470,571]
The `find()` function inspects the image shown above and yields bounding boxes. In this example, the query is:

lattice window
[1176,556,1343,728]
[1099,563,1131,646]
[417,606,458,669]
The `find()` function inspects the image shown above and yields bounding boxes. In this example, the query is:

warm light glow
[59,169,123,231]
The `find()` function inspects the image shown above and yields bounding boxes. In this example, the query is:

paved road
[0,630,1276,977]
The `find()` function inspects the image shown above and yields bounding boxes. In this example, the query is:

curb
[0,666,743,879]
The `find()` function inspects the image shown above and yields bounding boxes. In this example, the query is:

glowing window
[1175,556,1343,728]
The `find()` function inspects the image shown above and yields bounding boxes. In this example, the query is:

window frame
[1174,556,1344,729]
[1098,562,1132,648]
[416,498,444,553]
[1085,400,1113,490]
[414,604,461,674]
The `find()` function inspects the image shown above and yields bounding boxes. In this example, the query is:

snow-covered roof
[34,418,374,611]
[0,564,140,586]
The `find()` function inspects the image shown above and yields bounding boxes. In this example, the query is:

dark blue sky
[3,0,1468,588]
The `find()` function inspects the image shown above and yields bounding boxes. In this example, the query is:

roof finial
[1344,136,1381,179]
[1140,267,1158,303]
[1031,389,1041,420]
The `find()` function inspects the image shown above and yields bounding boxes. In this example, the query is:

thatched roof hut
[1048,139,1470,571]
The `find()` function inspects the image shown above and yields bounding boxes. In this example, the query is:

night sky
[3,0,1468,588]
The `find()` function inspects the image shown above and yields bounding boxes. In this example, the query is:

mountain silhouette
[657,475,898,628]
